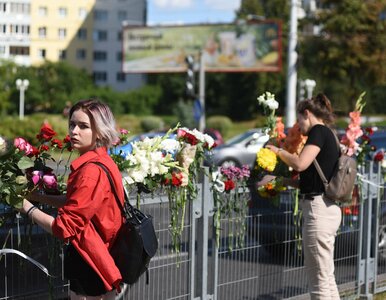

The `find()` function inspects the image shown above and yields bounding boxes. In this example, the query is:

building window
[93,30,107,41]
[93,71,107,82]
[58,28,67,39]
[117,31,122,41]
[0,46,5,55]
[38,48,46,59]
[10,46,29,55]
[93,51,107,61]
[10,3,30,14]
[58,7,67,17]
[38,27,46,38]
[94,10,108,21]
[77,28,87,40]
[78,7,87,20]
[38,6,47,16]
[0,24,6,34]
[117,10,127,21]
[116,72,126,82]
[0,3,7,13]
[116,51,123,62]
[76,49,87,59]
[59,50,66,60]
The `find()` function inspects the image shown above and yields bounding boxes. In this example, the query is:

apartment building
[0,0,31,65]
[0,0,146,91]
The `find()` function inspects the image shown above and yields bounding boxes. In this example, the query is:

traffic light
[185,55,195,99]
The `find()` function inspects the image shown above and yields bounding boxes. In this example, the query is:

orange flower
[283,123,307,154]
[274,117,286,147]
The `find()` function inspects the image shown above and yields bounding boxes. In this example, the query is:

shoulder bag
[93,162,158,285]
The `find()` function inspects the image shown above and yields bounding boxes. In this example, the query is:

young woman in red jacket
[20,99,125,299]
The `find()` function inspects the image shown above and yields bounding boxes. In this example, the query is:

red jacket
[52,147,124,291]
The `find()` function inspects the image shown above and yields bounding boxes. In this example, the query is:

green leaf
[17,156,34,169]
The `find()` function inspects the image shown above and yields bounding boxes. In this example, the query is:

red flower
[224,180,235,191]
[36,123,56,142]
[63,135,71,143]
[177,129,198,145]
[27,145,40,158]
[365,127,374,136]
[63,134,73,152]
[171,173,183,186]
[40,145,49,152]
[51,139,63,149]
[374,151,384,162]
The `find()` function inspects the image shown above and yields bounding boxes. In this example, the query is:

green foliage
[172,100,196,129]
[206,115,233,137]
[140,116,164,132]
[300,0,386,112]
[125,85,162,115]
[0,114,68,144]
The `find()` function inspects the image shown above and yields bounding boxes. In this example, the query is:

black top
[299,124,340,194]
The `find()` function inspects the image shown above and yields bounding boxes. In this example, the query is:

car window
[226,130,260,146]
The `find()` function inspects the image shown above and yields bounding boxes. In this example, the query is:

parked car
[205,128,269,168]
[204,128,224,146]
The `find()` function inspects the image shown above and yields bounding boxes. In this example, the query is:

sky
[147,0,242,26]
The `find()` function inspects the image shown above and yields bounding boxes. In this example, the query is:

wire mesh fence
[0,163,385,299]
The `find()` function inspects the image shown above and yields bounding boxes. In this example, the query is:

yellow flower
[256,148,277,172]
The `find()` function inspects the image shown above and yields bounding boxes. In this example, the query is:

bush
[206,115,233,137]
[140,116,164,132]
[0,114,68,143]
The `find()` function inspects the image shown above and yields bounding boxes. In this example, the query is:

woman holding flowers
[19,99,124,299]
[258,93,341,299]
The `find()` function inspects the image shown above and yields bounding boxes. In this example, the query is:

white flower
[203,134,215,149]
[161,138,180,153]
[257,91,279,111]
[211,171,225,193]
[266,98,279,110]
[0,137,5,152]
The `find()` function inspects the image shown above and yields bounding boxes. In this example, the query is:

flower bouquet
[211,165,250,251]
[255,92,306,204]
[118,124,216,254]
[0,123,73,209]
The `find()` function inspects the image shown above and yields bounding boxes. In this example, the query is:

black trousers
[64,244,109,296]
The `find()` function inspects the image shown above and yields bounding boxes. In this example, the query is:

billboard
[122,21,282,73]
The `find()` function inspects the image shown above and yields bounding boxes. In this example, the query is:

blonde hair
[69,98,118,148]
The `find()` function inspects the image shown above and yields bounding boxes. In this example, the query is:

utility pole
[285,0,299,127]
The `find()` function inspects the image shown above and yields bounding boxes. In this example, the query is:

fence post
[194,169,214,300]
[358,161,382,299]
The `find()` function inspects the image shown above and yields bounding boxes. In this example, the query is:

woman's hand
[257,175,276,187]
[265,144,281,154]
[19,199,35,215]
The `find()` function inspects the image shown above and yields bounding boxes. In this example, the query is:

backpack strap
[312,127,340,187]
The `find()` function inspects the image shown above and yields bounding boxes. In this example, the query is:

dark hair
[296,93,336,126]
[69,98,118,148]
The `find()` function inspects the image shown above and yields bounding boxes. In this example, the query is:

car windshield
[225,130,264,146]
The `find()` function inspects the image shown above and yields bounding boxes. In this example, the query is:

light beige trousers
[301,195,342,300]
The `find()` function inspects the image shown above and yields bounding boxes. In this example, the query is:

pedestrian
[19,98,124,299]
[258,93,341,299]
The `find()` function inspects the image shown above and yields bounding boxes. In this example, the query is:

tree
[300,0,386,113]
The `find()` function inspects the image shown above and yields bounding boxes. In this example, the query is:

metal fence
[0,162,385,299]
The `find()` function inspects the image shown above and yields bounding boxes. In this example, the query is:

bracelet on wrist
[277,148,283,154]
[26,206,37,218]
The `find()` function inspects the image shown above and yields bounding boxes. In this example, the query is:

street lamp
[304,79,316,98]
[15,79,29,120]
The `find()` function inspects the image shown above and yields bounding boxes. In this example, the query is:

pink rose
[14,137,33,155]
[31,170,43,185]
[43,174,58,189]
